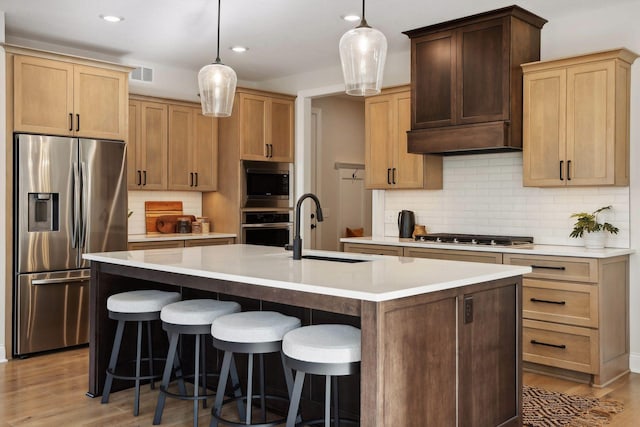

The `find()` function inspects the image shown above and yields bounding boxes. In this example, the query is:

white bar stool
[282,324,361,427]
[101,289,181,416]
[210,311,301,427]
[153,299,242,427]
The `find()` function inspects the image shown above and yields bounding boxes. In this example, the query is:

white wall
[310,96,368,250]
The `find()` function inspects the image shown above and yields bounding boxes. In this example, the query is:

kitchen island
[84,244,531,426]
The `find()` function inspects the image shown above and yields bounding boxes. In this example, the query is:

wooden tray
[145,201,182,233]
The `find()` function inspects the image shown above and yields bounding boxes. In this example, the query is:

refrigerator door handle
[71,161,80,248]
[79,161,88,250]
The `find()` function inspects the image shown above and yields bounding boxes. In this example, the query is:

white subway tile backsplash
[384,152,630,248]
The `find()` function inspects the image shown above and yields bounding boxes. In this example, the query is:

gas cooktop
[414,233,534,247]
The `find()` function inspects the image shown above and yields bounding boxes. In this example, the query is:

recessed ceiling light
[230,46,248,53]
[342,14,360,22]
[100,15,124,23]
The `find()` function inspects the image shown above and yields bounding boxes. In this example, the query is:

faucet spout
[291,193,323,260]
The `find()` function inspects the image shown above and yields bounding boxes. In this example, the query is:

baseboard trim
[0,345,7,363]
[629,352,640,373]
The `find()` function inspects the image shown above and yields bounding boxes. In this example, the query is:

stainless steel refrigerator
[13,134,127,356]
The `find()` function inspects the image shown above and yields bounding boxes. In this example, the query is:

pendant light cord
[359,0,370,28]
[215,0,222,64]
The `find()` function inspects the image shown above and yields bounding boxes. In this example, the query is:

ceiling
[0,0,632,83]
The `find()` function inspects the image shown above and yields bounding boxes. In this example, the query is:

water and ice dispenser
[28,193,58,232]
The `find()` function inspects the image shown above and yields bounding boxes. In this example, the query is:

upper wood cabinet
[168,105,218,191]
[14,55,128,140]
[128,99,168,190]
[365,86,442,189]
[403,6,546,154]
[522,49,637,187]
[238,91,294,162]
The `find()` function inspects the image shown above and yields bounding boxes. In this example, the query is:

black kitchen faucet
[285,193,323,260]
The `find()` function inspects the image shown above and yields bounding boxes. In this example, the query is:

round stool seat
[212,311,301,343]
[160,299,240,325]
[107,290,181,313]
[283,324,361,364]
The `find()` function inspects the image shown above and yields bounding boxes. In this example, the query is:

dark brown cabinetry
[403,6,546,154]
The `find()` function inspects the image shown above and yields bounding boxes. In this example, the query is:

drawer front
[128,240,184,250]
[523,319,597,374]
[403,247,502,264]
[504,254,597,283]
[184,238,235,247]
[343,243,404,256]
[523,279,598,328]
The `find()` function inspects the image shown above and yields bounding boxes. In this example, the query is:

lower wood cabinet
[128,237,234,250]
[403,247,502,263]
[504,253,628,387]
[343,243,404,256]
[344,241,629,387]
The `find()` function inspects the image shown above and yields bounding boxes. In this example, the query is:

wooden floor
[1,348,639,426]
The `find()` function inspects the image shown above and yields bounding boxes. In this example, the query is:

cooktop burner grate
[414,233,534,247]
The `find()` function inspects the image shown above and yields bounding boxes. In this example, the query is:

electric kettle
[398,210,416,238]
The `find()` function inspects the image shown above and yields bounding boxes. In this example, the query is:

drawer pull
[530,298,566,305]
[530,265,566,271]
[531,339,566,349]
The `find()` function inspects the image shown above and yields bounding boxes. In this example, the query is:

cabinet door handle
[559,160,564,181]
[269,144,273,158]
[69,113,73,131]
[194,172,198,187]
[387,168,391,185]
[530,264,566,271]
[190,172,194,187]
[530,298,566,305]
[567,160,572,181]
[265,144,269,158]
[137,170,142,186]
[143,170,147,186]
[392,168,397,185]
[76,114,80,132]
[531,340,566,350]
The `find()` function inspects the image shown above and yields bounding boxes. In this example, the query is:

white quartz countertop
[83,244,531,302]
[128,232,236,243]
[340,236,634,258]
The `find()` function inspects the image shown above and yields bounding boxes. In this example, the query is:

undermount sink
[301,255,370,263]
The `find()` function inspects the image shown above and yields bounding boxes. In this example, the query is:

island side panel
[360,289,459,426]
[458,277,522,426]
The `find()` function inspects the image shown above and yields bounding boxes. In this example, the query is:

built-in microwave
[243,161,291,207]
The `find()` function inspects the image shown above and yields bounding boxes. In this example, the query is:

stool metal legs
[102,319,157,417]
[286,373,344,427]
[210,350,246,427]
[101,319,125,406]
[210,347,296,427]
[286,371,305,427]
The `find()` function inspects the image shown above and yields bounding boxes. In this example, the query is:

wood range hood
[403,5,547,155]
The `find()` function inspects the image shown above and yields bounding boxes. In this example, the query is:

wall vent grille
[130,66,153,82]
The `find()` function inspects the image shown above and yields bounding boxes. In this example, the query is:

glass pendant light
[198,0,237,117]
[339,0,387,96]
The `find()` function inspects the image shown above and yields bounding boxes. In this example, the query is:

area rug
[523,385,624,427]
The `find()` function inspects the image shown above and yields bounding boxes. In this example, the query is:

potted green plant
[569,205,619,248]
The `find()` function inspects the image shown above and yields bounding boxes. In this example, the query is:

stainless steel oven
[241,211,293,247]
